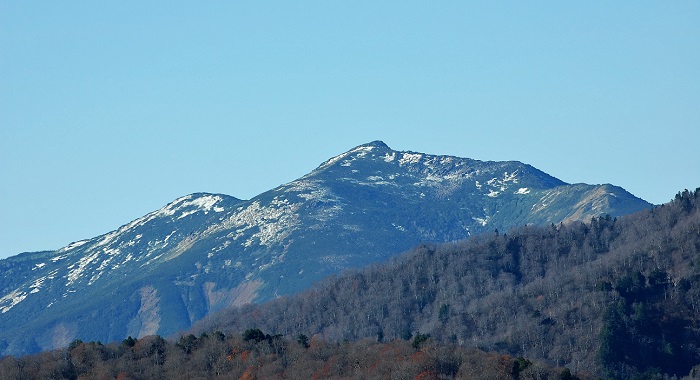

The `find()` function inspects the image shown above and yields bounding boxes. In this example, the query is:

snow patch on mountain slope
[482,171,521,197]
[503,171,519,183]
[392,223,407,232]
[0,289,27,313]
[399,153,422,165]
[318,153,348,170]
[243,198,302,247]
[187,196,304,254]
[340,146,378,167]
[473,217,490,226]
[150,194,224,220]
[30,276,47,294]
[420,156,458,169]
[66,250,102,286]
[175,195,225,219]
[352,145,375,156]
[285,180,333,202]
[281,180,344,221]
[318,145,377,170]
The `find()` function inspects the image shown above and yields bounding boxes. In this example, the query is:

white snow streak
[473,217,490,226]
[0,289,27,313]
[399,153,422,165]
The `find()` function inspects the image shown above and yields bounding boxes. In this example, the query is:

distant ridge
[0,141,652,356]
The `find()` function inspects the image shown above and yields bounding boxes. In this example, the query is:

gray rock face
[0,141,651,356]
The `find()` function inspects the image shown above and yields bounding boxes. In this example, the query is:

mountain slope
[0,141,652,356]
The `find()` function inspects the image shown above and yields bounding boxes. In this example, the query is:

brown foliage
[0,331,584,379]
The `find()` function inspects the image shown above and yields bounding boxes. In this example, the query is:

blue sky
[1,2,699,258]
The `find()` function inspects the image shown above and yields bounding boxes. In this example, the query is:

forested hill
[195,188,700,379]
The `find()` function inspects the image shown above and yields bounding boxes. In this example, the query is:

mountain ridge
[0,141,652,356]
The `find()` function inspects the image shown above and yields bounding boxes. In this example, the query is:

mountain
[0,141,652,356]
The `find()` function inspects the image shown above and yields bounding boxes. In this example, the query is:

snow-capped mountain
[0,141,652,356]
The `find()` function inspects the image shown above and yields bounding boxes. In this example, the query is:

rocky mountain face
[0,141,652,356]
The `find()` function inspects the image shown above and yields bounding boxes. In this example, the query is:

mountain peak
[314,140,393,172]
[359,140,391,150]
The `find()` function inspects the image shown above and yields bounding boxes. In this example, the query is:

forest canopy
[194,188,700,379]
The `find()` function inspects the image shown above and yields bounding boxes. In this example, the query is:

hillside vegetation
[0,331,581,380]
[194,188,700,379]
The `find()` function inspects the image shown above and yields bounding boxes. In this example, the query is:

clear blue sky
[1,2,699,258]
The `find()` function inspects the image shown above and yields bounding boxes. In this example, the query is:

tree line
[0,329,582,379]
